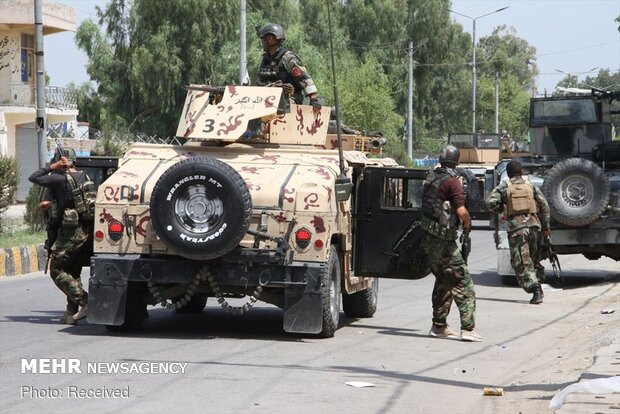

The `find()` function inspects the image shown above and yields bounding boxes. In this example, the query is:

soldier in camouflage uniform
[29,151,94,324]
[486,160,551,304]
[256,23,321,110]
[421,145,481,342]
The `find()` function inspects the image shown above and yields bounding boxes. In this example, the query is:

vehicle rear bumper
[88,253,326,333]
[90,253,323,287]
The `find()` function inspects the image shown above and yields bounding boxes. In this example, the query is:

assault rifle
[459,229,472,264]
[543,235,562,282]
[42,139,67,273]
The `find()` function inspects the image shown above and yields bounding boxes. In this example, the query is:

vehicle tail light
[108,221,124,241]
[94,230,105,241]
[295,227,312,248]
[314,239,324,249]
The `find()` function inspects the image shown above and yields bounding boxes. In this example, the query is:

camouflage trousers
[508,227,545,293]
[50,222,92,309]
[422,232,476,331]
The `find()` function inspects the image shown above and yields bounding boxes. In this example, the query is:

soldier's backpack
[506,180,537,216]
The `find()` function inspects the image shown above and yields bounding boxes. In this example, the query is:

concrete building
[0,0,78,201]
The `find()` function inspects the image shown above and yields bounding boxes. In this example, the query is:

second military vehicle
[490,89,620,280]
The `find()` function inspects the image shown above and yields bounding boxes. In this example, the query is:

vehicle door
[353,166,430,279]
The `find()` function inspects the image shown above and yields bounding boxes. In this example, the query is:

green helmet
[257,23,285,41]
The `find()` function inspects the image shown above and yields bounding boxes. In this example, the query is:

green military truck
[490,89,620,280]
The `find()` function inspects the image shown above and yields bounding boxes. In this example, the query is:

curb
[0,244,48,277]
[555,330,620,413]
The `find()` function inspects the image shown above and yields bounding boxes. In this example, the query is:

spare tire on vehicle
[542,158,610,227]
[149,157,252,260]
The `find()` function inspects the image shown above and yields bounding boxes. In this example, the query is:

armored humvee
[490,89,620,280]
[87,85,431,337]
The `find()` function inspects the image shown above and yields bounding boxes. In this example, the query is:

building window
[21,34,35,83]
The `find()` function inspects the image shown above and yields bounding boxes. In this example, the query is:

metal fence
[88,130,186,146]
[45,86,77,110]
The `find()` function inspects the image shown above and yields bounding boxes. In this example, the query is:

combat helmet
[438,145,460,166]
[257,23,285,41]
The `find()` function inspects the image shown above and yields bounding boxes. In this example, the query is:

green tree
[76,0,238,138]
[67,81,104,131]
[474,25,537,138]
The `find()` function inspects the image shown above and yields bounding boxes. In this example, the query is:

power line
[537,41,620,58]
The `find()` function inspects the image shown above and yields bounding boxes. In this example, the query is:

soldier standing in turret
[421,145,482,342]
[256,23,321,112]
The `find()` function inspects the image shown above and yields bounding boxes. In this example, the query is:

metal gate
[15,123,39,202]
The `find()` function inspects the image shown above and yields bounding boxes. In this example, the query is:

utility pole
[407,40,413,161]
[35,0,47,167]
[239,0,247,84]
[447,7,509,134]
[495,71,499,134]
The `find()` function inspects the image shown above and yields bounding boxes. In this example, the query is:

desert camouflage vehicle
[88,85,431,337]
[491,89,620,280]
[447,132,529,220]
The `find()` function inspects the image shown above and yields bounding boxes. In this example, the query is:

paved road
[0,226,618,414]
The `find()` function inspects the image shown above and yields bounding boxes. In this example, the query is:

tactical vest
[66,172,97,221]
[421,168,459,239]
[506,180,537,216]
[258,48,303,103]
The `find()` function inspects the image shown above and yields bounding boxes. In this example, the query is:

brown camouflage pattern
[94,86,393,295]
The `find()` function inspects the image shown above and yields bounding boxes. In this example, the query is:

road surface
[0,225,618,414]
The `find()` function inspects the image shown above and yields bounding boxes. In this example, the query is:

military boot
[60,302,79,325]
[530,285,543,304]
[59,311,77,325]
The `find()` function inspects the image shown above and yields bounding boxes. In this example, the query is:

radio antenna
[326,0,352,201]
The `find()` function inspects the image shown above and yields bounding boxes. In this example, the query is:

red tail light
[108,221,124,241]
[94,230,105,241]
[295,228,312,248]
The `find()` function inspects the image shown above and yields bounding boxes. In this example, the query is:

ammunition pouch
[62,208,79,227]
[72,180,96,220]
[421,216,458,241]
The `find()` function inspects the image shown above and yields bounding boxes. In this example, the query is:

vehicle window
[448,134,475,148]
[381,177,423,209]
[531,100,598,126]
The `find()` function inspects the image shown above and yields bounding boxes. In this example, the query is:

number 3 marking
[203,119,215,133]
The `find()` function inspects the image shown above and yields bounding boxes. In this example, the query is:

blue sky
[44,0,620,95]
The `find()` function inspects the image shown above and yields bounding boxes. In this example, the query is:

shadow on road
[6,306,359,341]
[472,270,619,290]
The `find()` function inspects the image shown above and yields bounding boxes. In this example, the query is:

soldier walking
[486,160,551,304]
[29,150,95,324]
[421,145,482,342]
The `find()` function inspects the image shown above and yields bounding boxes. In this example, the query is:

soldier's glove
[282,83,295,96]
[310,98,322,115]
